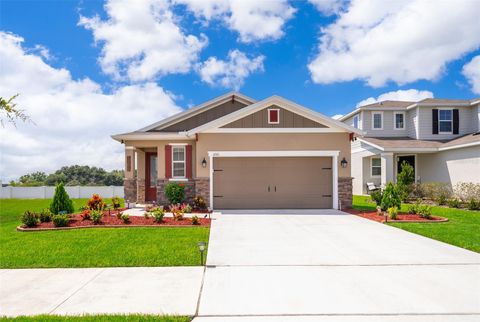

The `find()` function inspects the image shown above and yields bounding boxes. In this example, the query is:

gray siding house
[340,98,480,195]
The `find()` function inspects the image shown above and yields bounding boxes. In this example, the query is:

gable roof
[187,95,363,135]
[138,91,256,132]
[339,101,413,121]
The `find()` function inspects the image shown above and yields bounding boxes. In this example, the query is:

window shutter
[165,145,172,179]
[453,109,459,134]
[186,145,193,179]
[432,109,439,135]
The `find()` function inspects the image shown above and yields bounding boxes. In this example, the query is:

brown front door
[213,157,333,209]
[145,152,157,202]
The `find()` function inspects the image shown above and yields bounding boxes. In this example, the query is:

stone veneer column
[124,147,136,203]
[156,179,168,205]
[338,177,353,209]
[136,179,145,204]
[124,178,136,204]
[156,179,196,206]
[194,178,210,207]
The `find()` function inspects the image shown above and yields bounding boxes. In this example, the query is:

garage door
[213,157,332,209]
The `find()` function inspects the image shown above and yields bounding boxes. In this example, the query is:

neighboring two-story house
[340,98,480,195]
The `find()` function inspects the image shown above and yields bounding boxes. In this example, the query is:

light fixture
[340,157,348,168]
[198,241,206,266]
[201,157,207,168]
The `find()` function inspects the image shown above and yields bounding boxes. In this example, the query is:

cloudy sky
[1,0,480,181]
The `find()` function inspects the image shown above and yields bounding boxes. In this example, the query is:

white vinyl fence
[0,186,124,199]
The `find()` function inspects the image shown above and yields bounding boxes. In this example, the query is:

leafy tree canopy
[10,165,124,186]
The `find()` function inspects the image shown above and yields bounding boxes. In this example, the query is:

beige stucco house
[340,98,480,195]
[112,92,362,209]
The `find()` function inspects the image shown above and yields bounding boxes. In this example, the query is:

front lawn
[0,315,190,322]
[353,195,480,252]
[0,199,209,268]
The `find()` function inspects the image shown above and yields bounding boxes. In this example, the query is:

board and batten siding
[417,106,475,140]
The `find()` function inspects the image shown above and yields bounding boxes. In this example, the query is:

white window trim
[371,112,383,130]
[370,157,381,178]
[393,112,405,130]
[438,108,453,134]
[353,115,359,129]
[171,145,186,179]
[267,108,280,124]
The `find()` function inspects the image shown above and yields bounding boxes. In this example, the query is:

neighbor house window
[268,109,280,124]
[372,112,383,130]
[439,109,453,133]
[371,157,381,177]
[172,146,185,178]
[353,115,359,129]
[394,112,405,130]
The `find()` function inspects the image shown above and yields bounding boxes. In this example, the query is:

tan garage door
[213,157,333,209]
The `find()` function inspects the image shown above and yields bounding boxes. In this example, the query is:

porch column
[136,149,146,203]
[124,147,136,203]
[381,152,394,186]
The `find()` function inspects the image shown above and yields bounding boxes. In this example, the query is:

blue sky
[1,0,480,180]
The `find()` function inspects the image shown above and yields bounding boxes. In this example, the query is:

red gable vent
[268,109,279,124]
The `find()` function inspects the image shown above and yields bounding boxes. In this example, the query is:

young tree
[0,94,31,127]
[397,161,415,201]
[381,182,402,211]
[50,182,74,214]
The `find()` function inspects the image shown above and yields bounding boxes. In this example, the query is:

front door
[397,155,415,176]
[145,152,157,202]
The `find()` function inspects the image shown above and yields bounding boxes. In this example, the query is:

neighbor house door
[397,155,415,176]
[145,152,157,202]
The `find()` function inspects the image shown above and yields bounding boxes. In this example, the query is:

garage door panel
[213,157,333,209]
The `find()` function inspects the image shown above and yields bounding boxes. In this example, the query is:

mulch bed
[343,208,448,223]
[18,209,211,231]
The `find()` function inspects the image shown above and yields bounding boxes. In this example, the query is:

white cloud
[198,49,265,90]
[308,0,346,16]
[356,89,433,107]
[0,31,182,181]
[331,114,343,120]
[462,55,480,95]
[176,0,296,43]
[79,0,207,82]
[308,0,480,87]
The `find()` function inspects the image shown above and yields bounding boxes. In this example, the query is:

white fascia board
[205,128,345,133]
[208,150,340,157]
[189,95,363,136]
[111,133,191,141]
[470,99,480,105]
[137,92,256,132]
[438,140,480,151]
[406,102,472,110]
[356,138,385,151]
[339,109,360,121]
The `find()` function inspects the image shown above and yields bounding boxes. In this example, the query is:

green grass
[0,199,209,268]
[0,315,190,322]
[353,195,480,252]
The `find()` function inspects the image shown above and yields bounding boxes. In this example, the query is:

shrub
[191,215,200,225]
[52,214,70,227]
[420,182,451,204]
[418,205,432,219]
[87,194,105,211]
[164,182,185,204]
[381,182,401,211]
[387,206,398,220]
[91,210,102,224]
[408,199,422,214]
[50,182,74,214]
[182,203,192,213]
[397,161,415,201]
[78,205,89,212]
[447,198,461,208]
[120,213,130,223]
[116,211,123,219]
[370,190,383,207]
[453,182,480,202]
[152,208,165,223]
[144,211,151,219]
[170,204,184,221]
[21,211,39,227]
[111,196,122,209]
[39,209,53,222]
[468,198,480,211]
[193,196,207,210]
[80,210,91,220]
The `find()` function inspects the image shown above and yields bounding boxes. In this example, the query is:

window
[268,108,279,124]
[394,112,405,129]
[172,146,185,178]
[353,115,359,129]
[371,157,381,177]
[149,155,157,187]
[372,112,383,130]
[439,109,452,133]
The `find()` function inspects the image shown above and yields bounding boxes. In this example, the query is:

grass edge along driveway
[0,199,209,268]
[0,315,191,322]
[353,195,480,253]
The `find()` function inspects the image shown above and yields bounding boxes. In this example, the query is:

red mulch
[343,208,447,223]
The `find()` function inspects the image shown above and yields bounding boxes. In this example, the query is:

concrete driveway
[196,210,480,321]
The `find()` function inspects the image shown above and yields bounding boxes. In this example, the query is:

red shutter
[165,145,172,178]
[186,145,193,179]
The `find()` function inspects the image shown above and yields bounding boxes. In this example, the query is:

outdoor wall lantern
[201,157,207,168]
[340,157,348,168]
[198,241,206,266]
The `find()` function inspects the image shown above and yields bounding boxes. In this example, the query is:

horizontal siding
[406,108,417,138]
[417,106,474,140]
[362,110,409,137]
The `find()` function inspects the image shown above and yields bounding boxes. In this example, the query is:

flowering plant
[88,194,105,211]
